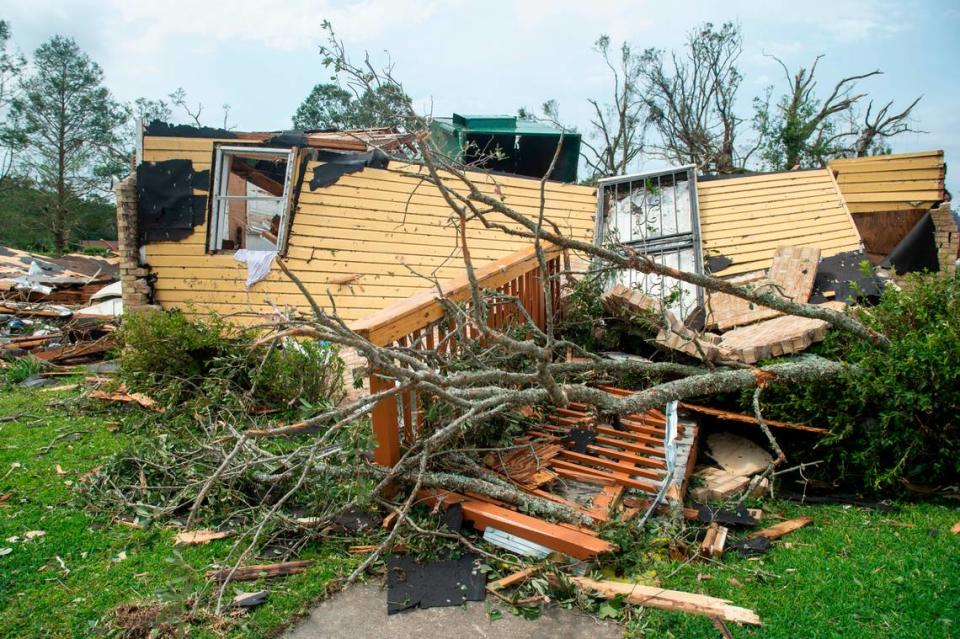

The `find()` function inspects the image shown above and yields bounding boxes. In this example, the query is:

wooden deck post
[369,371,401,467]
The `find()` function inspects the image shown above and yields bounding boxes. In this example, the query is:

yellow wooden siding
[828,150,945,214]
[697,169,862,277]
[140,136,596,321]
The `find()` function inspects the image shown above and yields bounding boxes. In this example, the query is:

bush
[117,309,344,411]
[759,272,960,490]
[2,356,44,385]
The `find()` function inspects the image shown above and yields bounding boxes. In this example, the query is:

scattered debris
[700,522,729,559]
[747,517,813,541]
[208,560,316,582]
[952,522,960,535]
[565,575,761,625]
[173,529,233,545]
[231,590,268,608]
[730,536,771,557]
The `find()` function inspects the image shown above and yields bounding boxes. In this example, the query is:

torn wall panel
[135,129,597,324]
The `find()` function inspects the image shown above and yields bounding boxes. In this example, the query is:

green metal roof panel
[435,114,581,139]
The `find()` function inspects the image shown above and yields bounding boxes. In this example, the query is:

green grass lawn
[1,383,958,638]
[0,384,357,638]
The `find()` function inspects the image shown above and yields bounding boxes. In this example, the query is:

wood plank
[418,490,614,560]
[567,575,761,625]
[679,403,828,434]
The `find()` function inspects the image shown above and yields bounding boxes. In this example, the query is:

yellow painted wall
[698,168,863,277]
[140,135,596,323]
[828,150,945,213]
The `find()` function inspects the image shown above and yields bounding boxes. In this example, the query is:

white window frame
[208,145,296,253]
[594,165,704,318]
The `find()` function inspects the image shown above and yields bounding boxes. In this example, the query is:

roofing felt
[829,150,945,213]
[697,168,863,277]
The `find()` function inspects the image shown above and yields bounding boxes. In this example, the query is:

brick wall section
[931,203,959,276]
[115,175,154,309]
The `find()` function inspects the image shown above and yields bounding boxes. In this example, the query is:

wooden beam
[419,490,615,560]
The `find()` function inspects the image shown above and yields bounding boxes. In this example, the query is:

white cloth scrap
[233,249,277,289]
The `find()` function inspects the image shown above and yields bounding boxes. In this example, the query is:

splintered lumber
[690,467,768,501]
[207,559,316,582]
[89,388,164,412]
[173,529,233,545]
[655,323,732,362]
[485,441,563,488]
[568,575,761,625]
[486,565,542,592]
[718,301,845,364]
[700,522,729,559]
[748,517,813,541]
[680,403,828,435]
[33,339,115,363]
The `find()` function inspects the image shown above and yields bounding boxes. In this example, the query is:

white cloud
[108,0,456,53]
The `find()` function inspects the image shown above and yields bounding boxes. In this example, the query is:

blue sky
[4,0,958,193]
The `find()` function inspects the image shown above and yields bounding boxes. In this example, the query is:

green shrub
[117,309,344,411]
[759,271,960,490]
[2,356,44,385]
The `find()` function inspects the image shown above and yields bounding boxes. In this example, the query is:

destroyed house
[594,151,955,317]
[120,121,596,323]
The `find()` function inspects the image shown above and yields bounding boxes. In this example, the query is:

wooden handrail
[352,241,564,468]
[350,243,563,346]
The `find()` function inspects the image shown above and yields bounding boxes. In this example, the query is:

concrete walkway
[285,582,623,639]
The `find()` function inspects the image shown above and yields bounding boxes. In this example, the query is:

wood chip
[951,522,960,535]
[89,387,164,412]
[173,529,233,545]
[41,384,79,393]
[700,523,729,559]
[748,517,813,541]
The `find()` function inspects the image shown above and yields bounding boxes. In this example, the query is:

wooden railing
[351,243,563,466]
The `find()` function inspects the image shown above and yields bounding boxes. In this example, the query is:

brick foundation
[931,203,959,276]
[115,175,155,310]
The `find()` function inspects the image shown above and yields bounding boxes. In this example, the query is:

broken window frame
[207,145,296,254]
[594,165,705,317]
